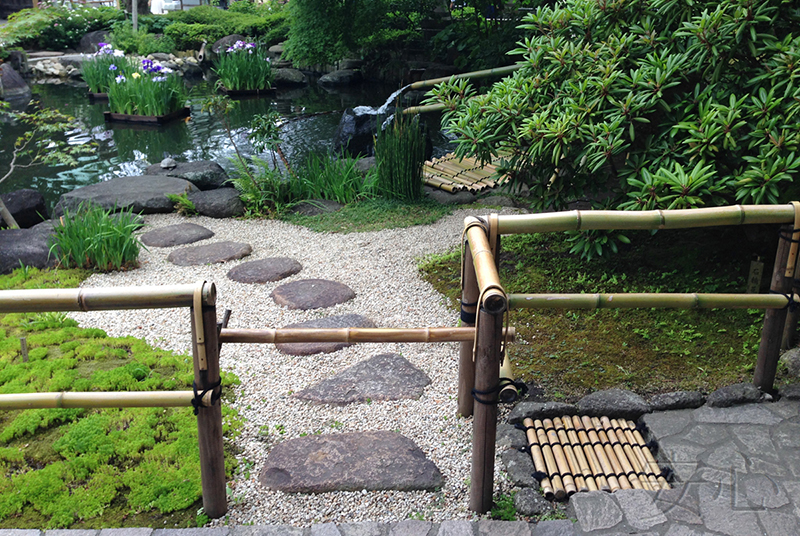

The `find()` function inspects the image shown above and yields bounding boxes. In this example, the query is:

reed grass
[106,59,186,116]
[81,49,138,94]
[212,41,273,92]
[375,112,426,201]
[49,204,143,272]
[298,152,376,205]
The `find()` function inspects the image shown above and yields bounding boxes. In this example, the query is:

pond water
[0,79,454,211]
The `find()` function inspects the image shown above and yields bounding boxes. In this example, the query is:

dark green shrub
[375,113,426,201]
[2,6,123,50]
[164,22,226,51]
[110,22,177,55]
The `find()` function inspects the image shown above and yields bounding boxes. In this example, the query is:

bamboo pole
[498,357,518,403]
[755,225,793,392]
[555,417,595,491]
[0,390,212,409]
[572,415,610,492]
[465,217,507,315]
[534,419,566,500]
[0,283,215,313]
[0,199,20,229]
[782,256,800,350]
[191,286,227,519]
[598,417,644,490]
[469,307,503,513]
[508,293,793,311]
[622,421,670,490]
[546,418,584,493]
[581,416,621,492]
[591,417,632,490]
[219,327,515,344]
[613,418,659,491]
[406,64,521,91]
[522,417,555,500]
[459,243,479,417]
[495,205,796,235]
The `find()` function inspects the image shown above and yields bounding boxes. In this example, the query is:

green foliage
[106,59,187,116]
[164,4,289,50]
[165,193,198,216]
[491,492,517,521]
[299,152,376,204]
[110,22,177,56]
[164,22,225,52]
[49,204,143,272]
[286,197,451,232]
[375,113,426,201]
[81,48,139,94]
[424,0,800,257]
[1,6,123,50]
[213,41,273,91]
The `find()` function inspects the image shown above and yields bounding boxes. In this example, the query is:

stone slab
[99,530,153,536]
[294,353,431,405]
[259,431,443,492]
[649,391,706,412]
[388,520,432,536]
[530,521,578,536]
[227,258,302,283]
[506,402,577,425]
[310,525,340,536]
[271,279,355,310]
[758,511,799,536]
[698,483,761,536]
[275,314,376,356]
[615,489,667,530]
[140,223,214,247]
[338,523,389,536]
[500,448,537,488]
[475,521,529,536]
[642,410,692,438]
[514,488,551,516]
[692,405,782,425]
[435,521,471,536]
[167,241,252,266]
[229,528,305,536]
[570,491,623,532]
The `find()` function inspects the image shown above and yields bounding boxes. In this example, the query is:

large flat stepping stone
[53,176,198,217]
[275,314,376,356]
[140,223,214,247]
[167,241,252,266]
[271,278,355,310]
[259,431,443,492]
[227,257,302,283]
[293,353,431,405]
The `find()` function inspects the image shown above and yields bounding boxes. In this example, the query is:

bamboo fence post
[459,244,479,417]
[191,284,227,519]
[782,257,800,351]
[469,307,503,513]
[755,225,794,392]
[0,199,19,229]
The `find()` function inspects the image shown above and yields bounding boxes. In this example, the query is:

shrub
[2,6,123,50]
[106,58,186,116]
[213,40,273,91]
[164,22,225,51]
[110,21,177,55]
[375,113,426,201]
[49,204,143,272]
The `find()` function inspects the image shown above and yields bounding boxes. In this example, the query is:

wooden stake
[459,243,479,417]
[469,307,503,513]
[191,286,227,519]
[522,417,554,500]
[755,224,793,392]
[783,256,800,350]
[20,338,28,363]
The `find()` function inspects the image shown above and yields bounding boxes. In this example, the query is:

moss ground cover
[420,225,790,401]
[285,198,452,233]
[0,268,241,529]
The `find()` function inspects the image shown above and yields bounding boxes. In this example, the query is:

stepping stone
[293,353,431,405]
[271,278,355,310]
[167,241,252,266]
[140,223,214,247]
[275,314,376,356]
[259,431,443,492]
[227,257,302,283]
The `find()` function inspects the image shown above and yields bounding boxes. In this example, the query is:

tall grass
[81,45,138,94]
[375,112,426,201]
[49,204,143,271]
[299,152,376,204]
[107,58,186,116]
[213,41,273,91]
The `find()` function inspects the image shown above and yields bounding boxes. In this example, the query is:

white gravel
[71,208,519,526]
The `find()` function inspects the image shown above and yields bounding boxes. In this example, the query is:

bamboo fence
[422,153,508,193]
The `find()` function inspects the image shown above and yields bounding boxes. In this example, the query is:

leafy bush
[49,204,143,272]
[424,0,800,256]
[1,6,123,50]
[164,4,288,48]
[110,21,177,55]
[299,152,376,204]
[164,22,225,51]
[213,40,273,91]
[375,112,426,201]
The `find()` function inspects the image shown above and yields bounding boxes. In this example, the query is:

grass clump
[49,204,142,272]
[375,113,426,202]
[0,266,242,528]
[165,193,197,217]
[420,226,779,400]
[81,45,139,95]
[213,40,273,92]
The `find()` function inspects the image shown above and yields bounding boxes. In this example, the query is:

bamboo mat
[423,153,509,193]
[519,415,671,501]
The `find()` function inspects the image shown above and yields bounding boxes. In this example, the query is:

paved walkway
[2,398,797,536]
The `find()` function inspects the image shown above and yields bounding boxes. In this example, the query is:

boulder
[144,161,229,190]
[318,69,362,86]
[0,225,55,274]
[500,448,537,488]
[1,189,47,229]
[515,488,552,516]
[77,31,110,54]
[577,389,651,420]
[333,107,389,157]
[780,347,800,377]
[424,186,476,205]
[187,188,244,218]
[706,383,767,408]
[6,51,29,75]
[273,68,308,86]
[506,401,578,425]
[0,64,32,103]
[354,156,376,175]
[149,53,174,62]
[53,176,198,217]
[649,391,706,411]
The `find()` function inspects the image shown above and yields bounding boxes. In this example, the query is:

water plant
[298,151,376,205]
[80,43,138,94]
[49,203,143,272]
[212,40,273,92]
[106,58,186,116]
[375,112,426,201]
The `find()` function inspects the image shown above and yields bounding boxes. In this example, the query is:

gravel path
[72,209,519,527]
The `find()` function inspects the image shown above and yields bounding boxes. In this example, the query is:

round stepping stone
[259,431,443,492]
[293,353,431,405]
[167,241,252,266]
[140,223,214,247]
[227,257,302,283]
[271,278,355,310]
[275,314,375,356]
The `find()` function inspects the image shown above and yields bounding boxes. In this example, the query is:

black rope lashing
[532,470,548,483]
[472,378,527,404]
[191,379,222,415]
[779,228,800,243]
[645,440,659,455]
[770,290,799,312]
[660,467,674,480]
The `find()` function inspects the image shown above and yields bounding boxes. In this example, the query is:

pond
[0,78,455,212]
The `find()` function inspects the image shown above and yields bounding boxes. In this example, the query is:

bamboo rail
[219,327,515,344]
[508,293,794,310]
[465,216,507,315]
[0,391,213,410]
[406,64,520,91]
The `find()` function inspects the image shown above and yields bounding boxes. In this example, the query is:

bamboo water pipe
[0,283,216,313]
[493,204,795,235]
[498,357,519,403]
[521,417,555,500]
[465,217,507,314]
[508,293,794,311]
[219,327,515,344]
[0,390,212,410]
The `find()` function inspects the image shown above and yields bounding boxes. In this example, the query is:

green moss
[286,198,452,233]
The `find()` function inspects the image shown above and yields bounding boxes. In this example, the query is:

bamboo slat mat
[423,153,509,193]
[518,415,671,501]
